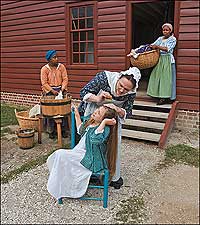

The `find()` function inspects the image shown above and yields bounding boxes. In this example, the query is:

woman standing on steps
[147,23,177,105]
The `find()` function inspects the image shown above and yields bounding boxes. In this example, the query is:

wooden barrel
[40,96,71,117]
[17,128,35,149]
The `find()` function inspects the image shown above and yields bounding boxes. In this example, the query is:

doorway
[131,1,175,98]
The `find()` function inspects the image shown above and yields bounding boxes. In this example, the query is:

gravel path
[1,130,199,224]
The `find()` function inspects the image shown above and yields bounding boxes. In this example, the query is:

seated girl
[47,104,118,200]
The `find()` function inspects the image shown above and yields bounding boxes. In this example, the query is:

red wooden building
[1,0,199,131]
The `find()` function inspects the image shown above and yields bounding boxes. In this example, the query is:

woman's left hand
[104,103,125,118]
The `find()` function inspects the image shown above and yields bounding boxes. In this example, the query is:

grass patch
[1,143,67,184]
[157,144,199,169]
[115,194,146,224]
[1,127,13,137]
[1,103,29,127]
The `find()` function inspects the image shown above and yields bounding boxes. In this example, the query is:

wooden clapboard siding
[97,0,126,71]
[176,1,200,111]
[1,0,66,95]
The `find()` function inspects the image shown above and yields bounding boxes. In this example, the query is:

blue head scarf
[45,50,56,61]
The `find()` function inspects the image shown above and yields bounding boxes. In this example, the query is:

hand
[150,45,157,50]
[51,90,59,96]
[97,91,112,103]
[71,103,79,116]
[103,118,116,126]
[104,103,125,118]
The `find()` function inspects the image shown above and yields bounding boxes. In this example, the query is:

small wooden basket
[130,50,160,69]
[15,109,39,131]
[16,128,35,149]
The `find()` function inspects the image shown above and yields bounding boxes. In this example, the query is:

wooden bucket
[17,128,35,149]
[40,96,71,117]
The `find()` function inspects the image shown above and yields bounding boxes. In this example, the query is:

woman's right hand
[97,91,112,103]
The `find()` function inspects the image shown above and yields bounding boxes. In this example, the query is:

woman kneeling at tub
[47,104,118,200]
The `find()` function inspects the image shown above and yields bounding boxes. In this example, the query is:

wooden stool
[53,115,64,148]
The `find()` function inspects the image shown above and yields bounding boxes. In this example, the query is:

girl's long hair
[102,107,118,178]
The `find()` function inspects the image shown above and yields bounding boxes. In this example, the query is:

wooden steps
[122,100,179,148]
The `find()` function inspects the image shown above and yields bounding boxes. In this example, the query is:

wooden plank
[159,101,179,148]
[1,1,64,16]
[179,24,199,33]
[178,102,199,111]
[2,14,64,27]
[98,1,126,9]
[98,56,125,63]
[1,56,66,63]
[177,95,199,104]
[121,129,160,142]
[98,14,126,22]
[177,49,199,57]
[2,51,66,58]
[180,16,200,25]
[176,57,199,65]
[132,110,169,119]
[98,6,126,16]
[1,74,40,79]
[2,78,41,85]
[1,83,41,90]
[1,44,65,53]
[180,1,199,9]
[1,7,64,22]
[98,63,125,70]
[177,72,200,81]
[2,26,65,37]
[98,28,126,36]
[98,49,125,56]
[178,40,199,49]
[180,8,199,17]
[1,1,48,10]
[98,42,125,49]
[176,65,199,73]
[177,87,199,96]
[122,119,165,130]
[98,21,125,29]
[176,80,199,88]
[98,35,125,43]
[2,20,65,32]
[178,32,199,41]
[1,39,65,48]
[133,101,172,109]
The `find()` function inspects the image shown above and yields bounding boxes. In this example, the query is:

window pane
[79,7,85,18]
[72,8,78,18]
[88,54,94,63]
[88,42,94,52]
[80,53,86,63]
[87,18,93,28]
[72,20,78,30]
[73,54,79,63]
[80,42,86,52]
[87,6,93,17]
[73,32,79,41]
[88,31,94,40]
[73,43,79,52]
[79,19,85,29]
[80,31,86,41]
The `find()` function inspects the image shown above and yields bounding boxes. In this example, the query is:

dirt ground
[1,125,199,224]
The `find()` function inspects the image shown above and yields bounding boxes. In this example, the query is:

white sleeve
[83,93,93,102]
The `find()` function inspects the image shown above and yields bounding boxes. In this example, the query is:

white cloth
[47,132,92,199]
[105,67,141,94]
[29,104,41,118]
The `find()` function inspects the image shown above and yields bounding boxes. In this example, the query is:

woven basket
[15,109,39,131]
[130,50,160,69]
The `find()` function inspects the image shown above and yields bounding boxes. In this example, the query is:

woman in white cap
[78,67,141,189]
[147,23,177,105]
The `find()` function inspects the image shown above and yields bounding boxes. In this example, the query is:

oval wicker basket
[130,50,160,69]
[15,109,39,131]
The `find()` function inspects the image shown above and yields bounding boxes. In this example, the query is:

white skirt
[47,136,92,199]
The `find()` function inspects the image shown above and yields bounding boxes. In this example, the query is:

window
[70,5,95,64]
